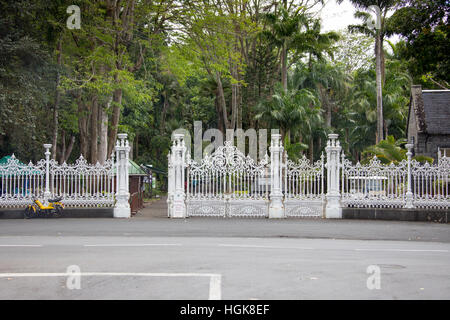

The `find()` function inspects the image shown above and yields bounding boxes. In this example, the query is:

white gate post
[167,150,175,217]
[325,134,342,218]
[43,144,52,202]
[114,133,131,218]
[269,133,285,218]
[171,134,187,218]
[404,143,414,209]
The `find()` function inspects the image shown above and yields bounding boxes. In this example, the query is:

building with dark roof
[407,85,450,160]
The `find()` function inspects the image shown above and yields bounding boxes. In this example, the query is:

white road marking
[83,244,181,247]
[218,244,313,250]
[0,245,42,247]
[209,274,222,300]
[0,272,221,300]
[354,248,448,253]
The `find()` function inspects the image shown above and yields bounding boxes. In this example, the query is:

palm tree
[261,5,309,91]
[362,135,407,164]
[254,79,322,160]
[337,0,400,143]
[363,135,433,164]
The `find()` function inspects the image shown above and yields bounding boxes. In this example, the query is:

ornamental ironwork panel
[185,141,270,217]
[411,157,450,209]
[0,155,45,207]
[341,156,408,208]
[49,155,115,207]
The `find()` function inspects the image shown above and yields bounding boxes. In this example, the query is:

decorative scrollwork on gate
[285,154,325,201]
[49,155,115,207]
[0,155,45,207]
[341,156,408,208]
[411,158,450,209]
[186,141,270,216]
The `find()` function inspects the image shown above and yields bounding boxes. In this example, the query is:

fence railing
[168,133,450,219]
[341,157,408,208]
[285,154,325,201]
[49,156,115,207]
[411,158,450,209]
[0,134,131,217]
[0,155,45,207]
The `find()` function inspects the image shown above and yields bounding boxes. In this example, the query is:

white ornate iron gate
[284,154,325,217]
[185,141,270,217]
[168,133,326,218]
[168,133,450,218]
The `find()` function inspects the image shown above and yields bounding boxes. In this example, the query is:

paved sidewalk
[134,196,168,219]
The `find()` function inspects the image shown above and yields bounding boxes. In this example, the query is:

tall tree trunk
[52,38,62,160]
[64,136,75,163]
[107,88,122,157]
[160,90,169,133]
[60,130,66,164]
[98,98,111,164]
[90,96,99,163]
[215,91,225,134]
[216,73,231,129]
[281,42,287,91]
[375,32,384,143]
[77,93,89,159]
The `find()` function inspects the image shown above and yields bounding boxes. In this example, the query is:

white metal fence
[185,141,270,217]
[168,134,450,219]
[0,134,132,216]
[284,154,325,217]
[341,157,408,208]
[411,158,450,209]
[49,156,115,207]
[0,155,45,207]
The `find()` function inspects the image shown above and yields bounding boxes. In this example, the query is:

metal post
[114,133,131,218]
[404,143,414,209]
[171,133,187,218]
[43,144,52,202]
[269,133,284,218]
[325,134,342,218]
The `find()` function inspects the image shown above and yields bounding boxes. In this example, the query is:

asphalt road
[1,212,450,299]
[0,217,449,242]
[0,235,449,299]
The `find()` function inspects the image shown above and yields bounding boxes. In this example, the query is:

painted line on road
[0,245,42,247]
[218,244,313,250]
[0,272,221,300]
[83,244,182,247]
[354,248,448,253]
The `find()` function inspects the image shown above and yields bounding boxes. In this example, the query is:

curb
[342,208,449,223]
[0,208,114,219]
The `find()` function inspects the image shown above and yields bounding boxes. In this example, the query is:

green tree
[338,0,400,143]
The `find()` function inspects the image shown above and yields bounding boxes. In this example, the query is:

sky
[316,0,401,42]
[317,0,360,32]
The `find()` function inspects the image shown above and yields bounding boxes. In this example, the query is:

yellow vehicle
[25,197,64,218]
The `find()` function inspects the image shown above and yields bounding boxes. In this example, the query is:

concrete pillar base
[171,200,186,218]
[325,206,342,219]
[113,207,131,218]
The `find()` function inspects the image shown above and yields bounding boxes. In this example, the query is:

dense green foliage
[0,0,447,172]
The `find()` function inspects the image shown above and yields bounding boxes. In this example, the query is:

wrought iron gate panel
[284,154,325,217]
[49,155,115,207]
[341,156,408,208]
[186,141,270,217]
[411,157,450,209]
[0,155,46,207]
